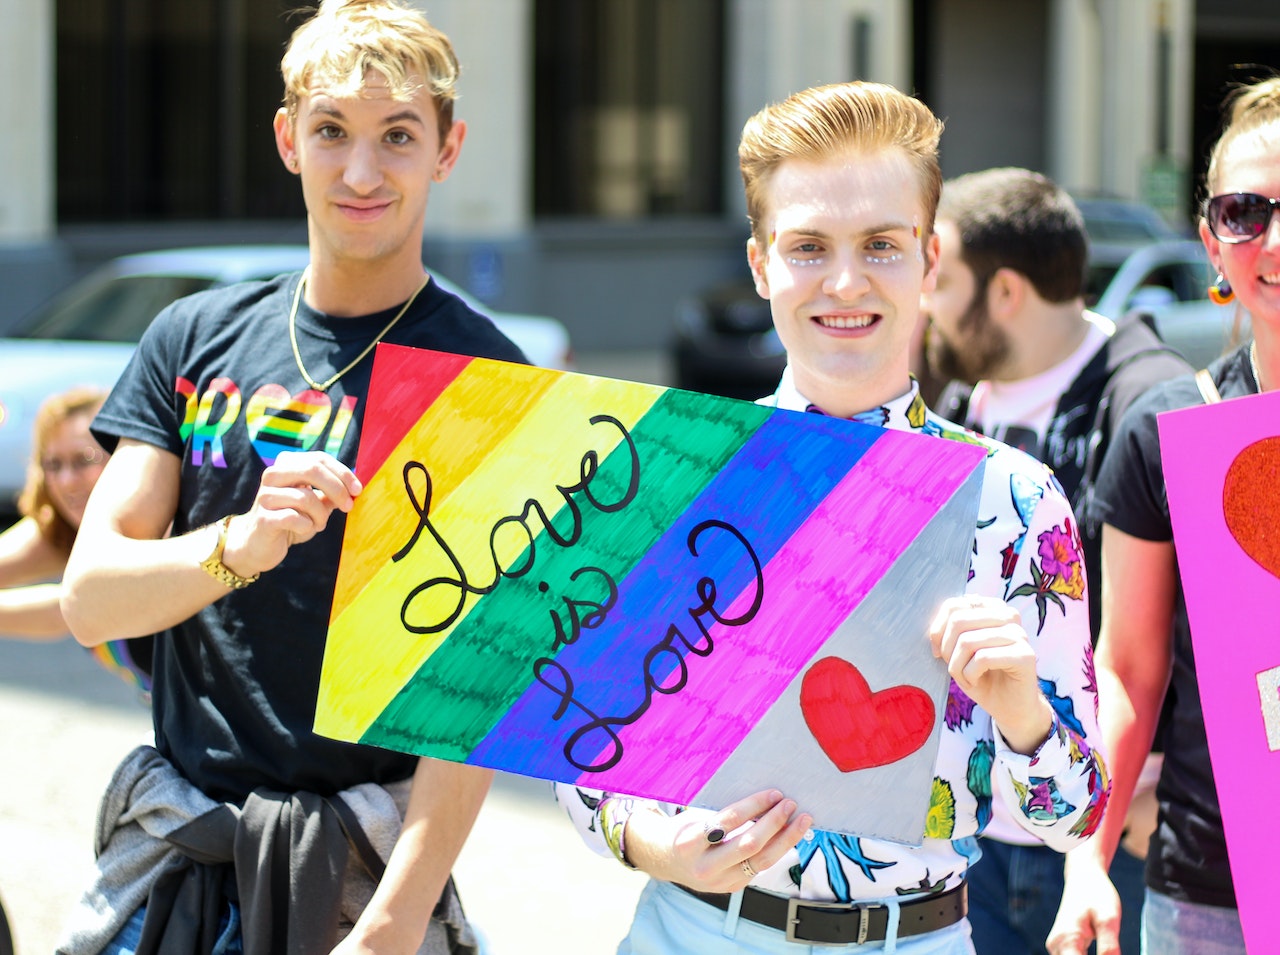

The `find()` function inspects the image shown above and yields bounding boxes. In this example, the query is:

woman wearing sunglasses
[1048,78,1280,955]
[0,386,151,693]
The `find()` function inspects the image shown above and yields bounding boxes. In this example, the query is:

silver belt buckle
[785,897,882,946]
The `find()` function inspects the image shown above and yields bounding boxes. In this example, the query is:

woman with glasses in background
[1048,77,1280,955]
[0,386,150,692]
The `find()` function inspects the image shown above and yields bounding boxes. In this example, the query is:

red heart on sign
[800,656,935,773]
[1224,437,1280,579]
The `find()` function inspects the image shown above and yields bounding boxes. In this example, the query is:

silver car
[0,245,573,514]
[1089,237,1245,370]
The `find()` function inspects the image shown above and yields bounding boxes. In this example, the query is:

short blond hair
[281,0,460,139]
[739,82,944,247]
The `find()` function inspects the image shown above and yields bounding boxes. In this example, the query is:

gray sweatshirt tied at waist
[56,745,477,955]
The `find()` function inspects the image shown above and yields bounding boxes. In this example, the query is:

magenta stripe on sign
[576,430,984,801]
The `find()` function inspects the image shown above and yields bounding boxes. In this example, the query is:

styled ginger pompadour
[738,81,944,248]
[280,0,461,140]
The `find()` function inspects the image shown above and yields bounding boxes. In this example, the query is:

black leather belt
[678,882,967,946]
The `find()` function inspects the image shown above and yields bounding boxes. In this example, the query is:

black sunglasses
[1205,192,1280,244]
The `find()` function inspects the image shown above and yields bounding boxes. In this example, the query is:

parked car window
[1084,264,1122,306]
[1126,263,1204,309]
[22,275,215,342]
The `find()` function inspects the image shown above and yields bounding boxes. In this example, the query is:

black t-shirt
[93,272,527,803]
[1091,342,1253,908]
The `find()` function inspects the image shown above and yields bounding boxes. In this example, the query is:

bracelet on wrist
[199,515,260,590]
[601,797,638,869]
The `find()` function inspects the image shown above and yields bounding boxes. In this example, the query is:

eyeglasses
[1205,192,1280,244]
[41,447,107,476]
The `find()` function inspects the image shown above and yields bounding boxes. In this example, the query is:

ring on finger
[704,821,726,845]
[741,858,756,878]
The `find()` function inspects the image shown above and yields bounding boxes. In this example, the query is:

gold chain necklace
[288,267,429,392]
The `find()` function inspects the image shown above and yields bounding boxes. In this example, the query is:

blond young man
[559,82,1108,955]
[57,1,524,951]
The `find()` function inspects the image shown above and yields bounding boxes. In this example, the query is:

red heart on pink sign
[800,656,935,773]
[1223,438,1280,579]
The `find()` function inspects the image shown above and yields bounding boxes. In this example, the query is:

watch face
[204,517,228,561]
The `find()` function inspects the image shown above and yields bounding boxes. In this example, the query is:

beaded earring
[1208,272,1234,305]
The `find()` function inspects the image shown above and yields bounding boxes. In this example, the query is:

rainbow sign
[316,344,988,840]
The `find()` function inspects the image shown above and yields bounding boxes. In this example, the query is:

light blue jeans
[100,904,243,955]
[1142,888,1243,954]
[619,880,974,955]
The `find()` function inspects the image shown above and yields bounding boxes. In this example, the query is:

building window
[533,0,726,219]
[56,0,303,222]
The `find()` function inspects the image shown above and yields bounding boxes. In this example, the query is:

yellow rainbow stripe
[330,361,557,619]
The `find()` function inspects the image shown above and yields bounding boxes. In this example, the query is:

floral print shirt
[557,372,1107,903]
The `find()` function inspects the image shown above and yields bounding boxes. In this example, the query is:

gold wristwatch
[200,515,260,589]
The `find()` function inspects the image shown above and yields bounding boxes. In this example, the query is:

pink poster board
[1160,388,1280,954]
